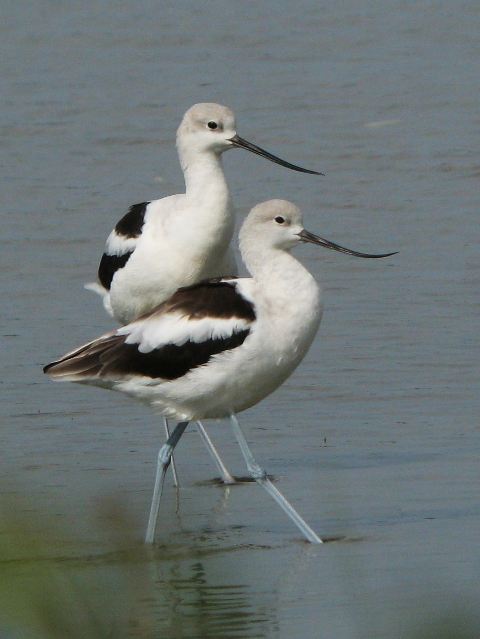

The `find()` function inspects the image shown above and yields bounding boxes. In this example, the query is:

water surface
[1,2,479,637]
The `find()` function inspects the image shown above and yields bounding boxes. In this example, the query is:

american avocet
[46,200,396,544]
[85,103,322,485]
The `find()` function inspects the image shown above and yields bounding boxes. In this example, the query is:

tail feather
[84,282,114,317]
[84,282,107,298]
[44,332,121,380]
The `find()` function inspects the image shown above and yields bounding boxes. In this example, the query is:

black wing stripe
[98,252,132,290]
[114,202,149,238]
[44,330,250,381]
[102,329,251,380]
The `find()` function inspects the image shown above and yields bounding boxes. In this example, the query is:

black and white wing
[97,201,149,291]
[84,202,149,305]
[45,279,256,382]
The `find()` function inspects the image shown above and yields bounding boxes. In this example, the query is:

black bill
[229,134,324,175]
[298,229,397,258]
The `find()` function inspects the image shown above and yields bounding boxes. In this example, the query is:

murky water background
[2,1,480,637]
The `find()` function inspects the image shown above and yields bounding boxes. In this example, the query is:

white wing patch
[229,278,257,307]
[105,230,139,256]
[118,313,252,353]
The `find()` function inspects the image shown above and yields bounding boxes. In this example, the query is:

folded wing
[45,279,256,383]
[97,202,150,291]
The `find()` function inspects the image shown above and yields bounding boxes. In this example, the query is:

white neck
[167,140,234,270]
[177,142,230,208]
[242,243,322,321]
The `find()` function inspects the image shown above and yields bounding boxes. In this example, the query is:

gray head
[240,200,305,252]
[240,199,398,257]
[177,103,237,154]
[177,103,322,174]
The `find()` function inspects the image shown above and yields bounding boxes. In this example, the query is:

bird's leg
[163,417,179,488]
[229,414,323,544]
[145,421,189,544]
[196,421,235,484]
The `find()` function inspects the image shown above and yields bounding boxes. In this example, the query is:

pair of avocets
[44,103,396,544]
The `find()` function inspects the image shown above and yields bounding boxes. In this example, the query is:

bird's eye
[207,121,218,130]
[275,216,285,224]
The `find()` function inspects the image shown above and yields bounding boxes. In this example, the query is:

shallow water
[1,1,480,637]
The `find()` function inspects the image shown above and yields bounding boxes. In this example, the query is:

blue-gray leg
[163,417,179,487]
[229,414,323,544]
[145,421,189,544]
[196,421,235,484]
